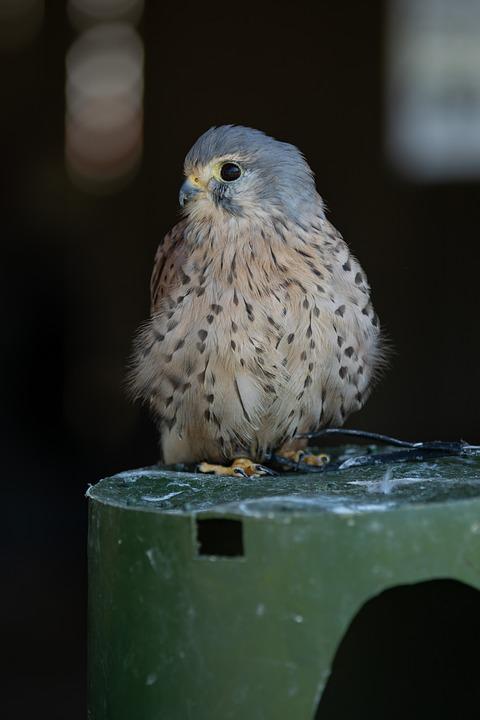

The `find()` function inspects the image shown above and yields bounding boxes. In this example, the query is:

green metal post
[87,447,480,719]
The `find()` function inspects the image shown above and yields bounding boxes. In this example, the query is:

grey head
[179,125,321,222]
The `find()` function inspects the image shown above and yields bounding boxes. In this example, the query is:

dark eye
[220,162,242,182]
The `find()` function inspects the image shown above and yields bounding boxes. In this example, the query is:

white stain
[355,503,392,512]
[145,548,158,572]
[141,491,183,502]
[349,467,436,494]
[146,672,157,686]
[331,505,355,515]
[167,481,200,492]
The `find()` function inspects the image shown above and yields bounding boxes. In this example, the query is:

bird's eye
[220,162,242,182]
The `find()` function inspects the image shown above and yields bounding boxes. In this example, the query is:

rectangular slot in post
[196,518,244,557]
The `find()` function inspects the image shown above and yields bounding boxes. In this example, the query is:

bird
[130,125,384,476]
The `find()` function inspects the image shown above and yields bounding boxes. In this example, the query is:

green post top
[87,445,480,517]
[87,446,480,720]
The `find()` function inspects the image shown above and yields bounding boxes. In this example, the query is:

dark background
[2,1,479,717]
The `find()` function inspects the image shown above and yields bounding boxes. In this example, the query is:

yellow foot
[280,450,330,467]
[198,457,275,478]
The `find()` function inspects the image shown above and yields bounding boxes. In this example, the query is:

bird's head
[179,125,320,224]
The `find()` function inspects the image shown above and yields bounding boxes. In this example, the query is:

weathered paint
[88,446,480,719]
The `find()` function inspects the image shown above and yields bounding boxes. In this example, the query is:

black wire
[269,428,479,474]
[295,427,470,452]
[272,447,460,474]
[296,427,419,447]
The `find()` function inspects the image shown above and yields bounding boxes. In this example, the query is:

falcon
[131,126,384,476]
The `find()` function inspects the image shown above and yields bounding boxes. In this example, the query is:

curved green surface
[88,446,480,515]
[88,446,480,720]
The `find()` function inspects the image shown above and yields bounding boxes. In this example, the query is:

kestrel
[131,126,384,475]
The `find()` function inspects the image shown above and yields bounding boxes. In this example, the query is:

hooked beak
[179,177,202,207]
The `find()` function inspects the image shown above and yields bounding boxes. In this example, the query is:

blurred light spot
[0,0,44,51]
[65,22,144,193]
[387,0,480,181]
[68,0,144,30]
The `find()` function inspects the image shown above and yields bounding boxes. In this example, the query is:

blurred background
[2,0,480,716]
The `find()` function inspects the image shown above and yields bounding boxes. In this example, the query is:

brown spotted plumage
[131,126,384,466]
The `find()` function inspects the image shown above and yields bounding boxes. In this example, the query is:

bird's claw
[254,463,277,476]
[198,458,276,478]
[276,449,331,471]
[232,466,249,478]
[231,458,276,477]
[302,452,330,466]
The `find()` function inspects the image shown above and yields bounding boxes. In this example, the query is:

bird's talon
[276,449,331,469]
[255,464,277,476]
[197,461,212,474]
[278,450,306,467]
[302,452,330,467]
[233,467,249,478]
[198,457,272,478]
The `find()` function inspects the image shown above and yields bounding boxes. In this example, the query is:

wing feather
[150,221,186,313]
